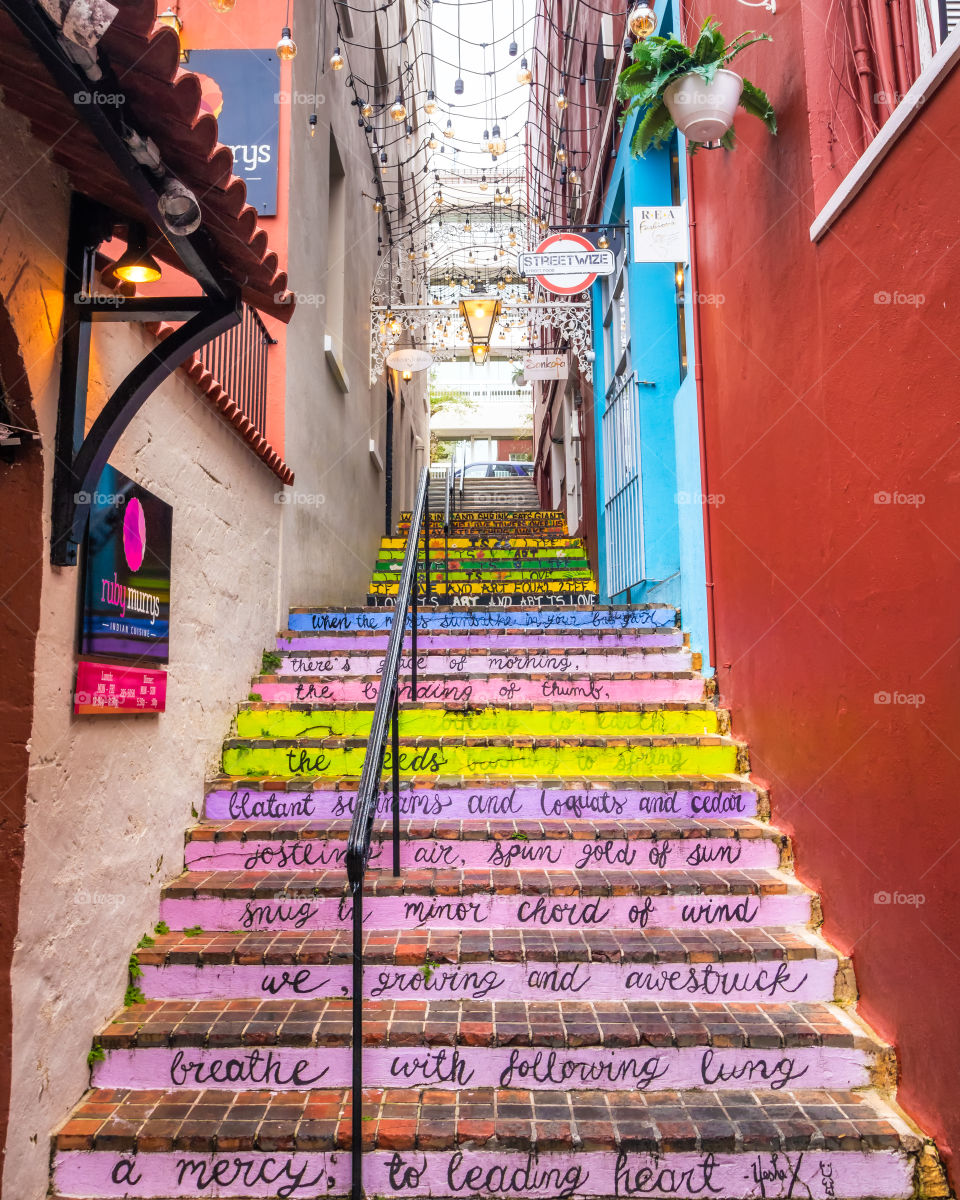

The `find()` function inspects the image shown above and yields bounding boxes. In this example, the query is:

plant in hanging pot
[617,17,776,154]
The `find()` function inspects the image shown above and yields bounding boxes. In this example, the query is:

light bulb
[409,249,417,261]
[569,169,581,185]
[329,47,344,70]
[598,232,610,249]
[424,90,436,114]
[464,219,472,232]
[373,198,383,212]
[556,90,568,110]
[308,114,318,137]
[208,0,235,11]
[497,279,506,290]
[362,102,373,118]
[435,193,444,205]
[444,119,455,138]
[402,369,413,381]
[557,144,567,162]
[276,27,297,60]
[428,136,438,149]
[517,58,532,85]
[479,175,488,191]
[628,2,658,39]
[389,96,407,122]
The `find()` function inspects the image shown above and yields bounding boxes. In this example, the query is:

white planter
[663,68,743,144]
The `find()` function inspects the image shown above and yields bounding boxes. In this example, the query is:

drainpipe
[686,159,718,670]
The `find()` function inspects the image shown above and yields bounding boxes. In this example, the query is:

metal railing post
[411,561,419,703]
[345,466,431,1198]
[351,882,363,1200]
[391,693,401,877]
[424,503,431,605]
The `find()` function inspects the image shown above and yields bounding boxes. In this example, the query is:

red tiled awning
[0,0,294,321]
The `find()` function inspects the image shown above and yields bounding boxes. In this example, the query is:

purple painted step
[204,785,761,823]
[277,629,683,651]
[289,606,678,631]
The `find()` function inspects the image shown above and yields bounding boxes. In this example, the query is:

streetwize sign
[519,233,615,295]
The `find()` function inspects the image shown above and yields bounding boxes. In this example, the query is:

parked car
[454,461,533,479]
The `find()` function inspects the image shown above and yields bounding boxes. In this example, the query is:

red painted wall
[686,0,960,1173]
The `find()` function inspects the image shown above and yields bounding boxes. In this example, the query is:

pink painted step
[277,629,684,651]
[204,785,761,823]
[92,1039,875,1093]
[270,648,694,676]
[255,674,706,705]
[53,1134,920,1200]
[182,830,782,873]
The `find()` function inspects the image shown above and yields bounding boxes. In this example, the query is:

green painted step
[380,538,586,551]
[368,580,599,595]
[222,736,740,779]
[234,704,722,740]
[370,569,596,583]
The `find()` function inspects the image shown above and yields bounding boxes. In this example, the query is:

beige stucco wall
[279,0,429,611]
[0,106,283,1199]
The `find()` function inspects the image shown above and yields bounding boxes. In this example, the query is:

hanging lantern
[276,26,297,60]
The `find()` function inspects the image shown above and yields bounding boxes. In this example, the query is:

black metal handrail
[345,464,431,1200]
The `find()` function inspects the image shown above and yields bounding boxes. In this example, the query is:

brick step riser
[183,836,781,873]
[233,709,720,741]
[221,742,739,779]
[91,1041,873,1094]
[254,676,707,705]
[158,892,811,934]
[288,610,676,631]
[52,1146,916,1200]
[205,787,760,823]
[138,956,840,1003]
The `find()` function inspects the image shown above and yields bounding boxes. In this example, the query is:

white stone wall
[0,105,283,1199]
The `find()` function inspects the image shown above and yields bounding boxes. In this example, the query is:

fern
[86,1045,105,1069]
[617,16,774,155]
[183,925,204,938]
[128,953,143,981]
[154,920,170,936]
[124,985,146,1007]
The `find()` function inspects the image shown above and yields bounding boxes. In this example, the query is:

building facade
[532,0,960,1176]
[0,2,426,1194]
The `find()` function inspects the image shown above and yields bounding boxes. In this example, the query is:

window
[325,134,346,347]
[601,225,630,394]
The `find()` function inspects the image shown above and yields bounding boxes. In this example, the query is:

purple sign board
[80,465,172,663]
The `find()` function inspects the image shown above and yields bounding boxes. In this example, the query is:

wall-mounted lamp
[157,6,189,62]
[113,225,162,284]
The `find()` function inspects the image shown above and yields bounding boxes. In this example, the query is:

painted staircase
[51,507,952,1200]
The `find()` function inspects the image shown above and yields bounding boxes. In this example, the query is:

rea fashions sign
[519,233,615,295]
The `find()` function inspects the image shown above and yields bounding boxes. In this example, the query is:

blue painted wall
[590,0,712,670]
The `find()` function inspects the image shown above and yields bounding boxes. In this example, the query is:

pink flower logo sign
[122,497,146,572]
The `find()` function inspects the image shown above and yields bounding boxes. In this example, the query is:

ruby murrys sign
[80,465,172,663]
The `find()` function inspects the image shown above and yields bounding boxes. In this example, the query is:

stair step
[204,782,763,823]
[52,1088,922,1200]
[91,998,889,1093]
[183,818,785,873]
[253,675,707,705]
[287,606,678,632]
[278,627,683,646]
[367,582,599,597]
[233,706,723,741]
[221,732,742,779]
[158,867,812,933]
[135,926,844,1003]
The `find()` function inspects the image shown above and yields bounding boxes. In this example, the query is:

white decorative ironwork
[370,301,592,385]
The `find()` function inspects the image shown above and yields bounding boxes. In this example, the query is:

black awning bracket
[50,194,242,566]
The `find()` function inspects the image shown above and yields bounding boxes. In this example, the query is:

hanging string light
[389,95,407,122]
[276,2,296,61]
[517,58,532,85]
[208,0,235,11]
[628,3,659,39]
[329,46,344,70]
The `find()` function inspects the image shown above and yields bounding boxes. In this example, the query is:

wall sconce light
[114,225,162,284]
